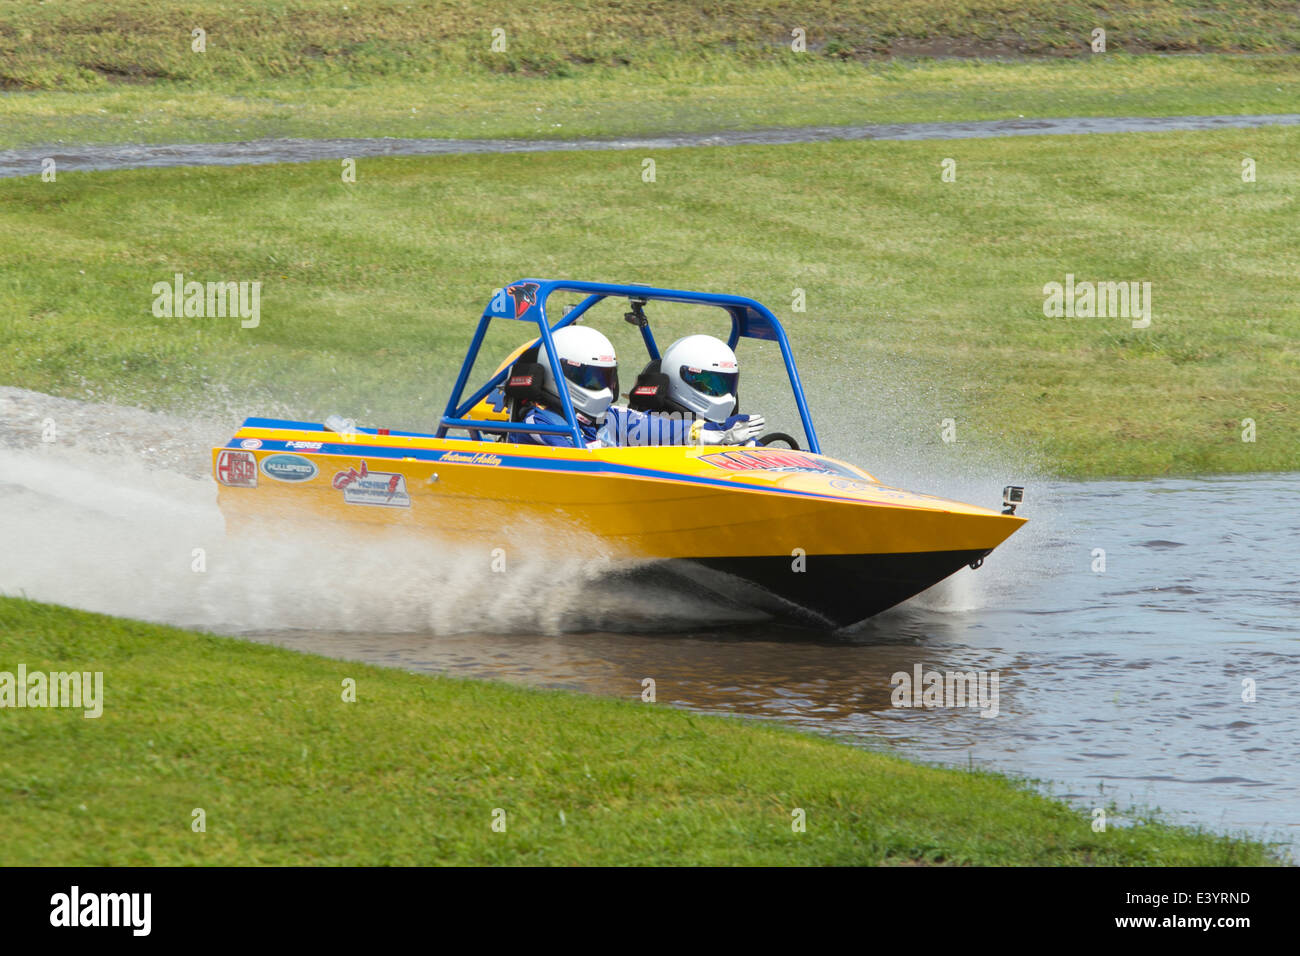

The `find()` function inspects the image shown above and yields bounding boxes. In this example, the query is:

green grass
[0,596,1278,865]
[3,128,1297,477]
[1,0,1299,149]
[5,0,1299,94]
[1,56,1298,151]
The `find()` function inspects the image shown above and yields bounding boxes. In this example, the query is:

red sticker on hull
[216,449,258,487]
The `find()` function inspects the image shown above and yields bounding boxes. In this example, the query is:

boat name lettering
[441,452,502,466]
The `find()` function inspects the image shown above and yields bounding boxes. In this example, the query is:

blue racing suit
[511,404,749,448]
[510,404,603,448]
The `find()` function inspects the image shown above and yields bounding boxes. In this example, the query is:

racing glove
[692,414,766,446]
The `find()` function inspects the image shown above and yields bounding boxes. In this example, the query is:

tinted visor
[680,366,738,398]
[563,361,617,393]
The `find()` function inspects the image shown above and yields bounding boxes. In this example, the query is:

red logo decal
[506,282,540,318]
[216,450,258,487]
[332,459,369,490]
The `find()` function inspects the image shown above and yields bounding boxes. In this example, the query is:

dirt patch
[886,36,1061,60]
[0,74,39,91]
[82,62,176,85]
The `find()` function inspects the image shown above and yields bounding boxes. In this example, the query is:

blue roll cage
[436,279,821,454]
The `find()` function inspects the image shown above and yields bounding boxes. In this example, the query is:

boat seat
[628,360,670,412]
[504,345,545,422]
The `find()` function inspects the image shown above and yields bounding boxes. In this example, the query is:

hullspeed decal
[215,449,258,487]
[700,449,860,479]
[260,453,319,482]
[331,460,410,508]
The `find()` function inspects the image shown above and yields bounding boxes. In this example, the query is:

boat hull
[214,418,1025,626]
[692,549,991,626]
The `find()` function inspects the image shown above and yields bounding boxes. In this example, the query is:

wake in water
[0,384,1055,637]
[0,387,761,635]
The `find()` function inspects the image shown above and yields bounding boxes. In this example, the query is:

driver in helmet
[511,328,764,448]
[511,325,619,447]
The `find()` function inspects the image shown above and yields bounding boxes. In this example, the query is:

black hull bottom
[690,549,992,627]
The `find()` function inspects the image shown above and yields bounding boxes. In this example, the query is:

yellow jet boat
[213,279,1025,626]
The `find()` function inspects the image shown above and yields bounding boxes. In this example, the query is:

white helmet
[537,325,618,423]
[662,334,739,423]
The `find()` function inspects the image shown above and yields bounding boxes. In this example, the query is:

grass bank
[0,596,1278,865]
[2,128,1296,477]
[1,1,1298,149]
[5,0,1298,93]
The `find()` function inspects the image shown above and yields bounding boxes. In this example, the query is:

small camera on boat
[1002,485,1025,515]
[624,299,649,328]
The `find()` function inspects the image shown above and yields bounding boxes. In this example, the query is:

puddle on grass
[2,113,1297,179]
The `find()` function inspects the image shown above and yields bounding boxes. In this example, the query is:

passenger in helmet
[603,334,766,447]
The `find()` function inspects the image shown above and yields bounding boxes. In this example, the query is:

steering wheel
[756,432,801,450]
